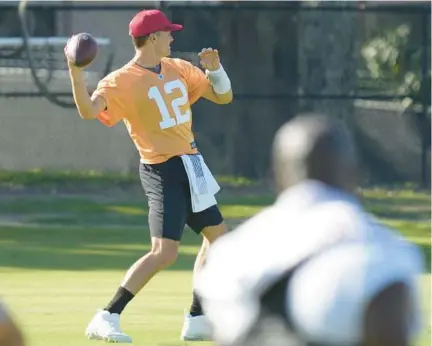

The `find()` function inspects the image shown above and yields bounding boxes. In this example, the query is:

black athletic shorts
[139,156,224,241]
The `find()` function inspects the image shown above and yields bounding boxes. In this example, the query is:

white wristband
[206,65,232,95]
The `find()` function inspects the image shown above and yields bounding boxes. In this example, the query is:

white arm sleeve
[195,232,260,346]
[287,241,425,345]
[206,65,232,94]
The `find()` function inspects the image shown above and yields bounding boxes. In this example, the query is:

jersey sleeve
[195,230,261,346]
[287,241,424,345]
[180,60,210,105]
[92,75,124,127]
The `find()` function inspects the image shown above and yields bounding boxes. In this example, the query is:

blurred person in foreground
[65,9,233,343]
[196,114,425,346]
[0,301,25,346]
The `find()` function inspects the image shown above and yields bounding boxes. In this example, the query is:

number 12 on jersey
[148,79,191,130]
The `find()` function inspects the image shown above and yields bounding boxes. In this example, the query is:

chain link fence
[0,1,430,185]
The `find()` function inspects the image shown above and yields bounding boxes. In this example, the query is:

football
[65,33,98,68]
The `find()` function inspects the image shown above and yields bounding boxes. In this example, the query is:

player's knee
[155,248,178,269]
[202,222,227,244]
[151,238,179,269]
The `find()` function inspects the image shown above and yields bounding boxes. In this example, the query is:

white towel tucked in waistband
[180,154,221,213]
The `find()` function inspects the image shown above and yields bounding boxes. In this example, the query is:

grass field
[0,173,430,346]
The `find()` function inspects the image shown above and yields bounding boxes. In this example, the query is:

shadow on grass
[363,192,431,221]
[0,223,430,272]
[0,194,273,227]
[0,226,203,271]
[418,244,431,273]
[1,189,429,226]
[0,188,429,272]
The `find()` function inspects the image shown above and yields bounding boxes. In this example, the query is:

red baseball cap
[129,9,183,37]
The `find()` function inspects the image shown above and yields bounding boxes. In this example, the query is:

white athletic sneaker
[85,310,132,343]
[180,311,213,341]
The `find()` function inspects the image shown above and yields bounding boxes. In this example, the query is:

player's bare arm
[65,48,106,120]
[199,48,233,104]
[0,302,25,346]
[364,282,411,346]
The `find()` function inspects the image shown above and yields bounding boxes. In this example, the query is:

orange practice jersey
[93,58,210,164]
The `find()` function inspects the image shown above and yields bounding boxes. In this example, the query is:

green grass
[0,227,429,346]
[0,170,256,192]
[0,182,430,346]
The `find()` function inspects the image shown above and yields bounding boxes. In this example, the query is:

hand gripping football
[65,33,98,68]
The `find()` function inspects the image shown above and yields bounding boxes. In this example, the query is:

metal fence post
[420,10,431,188]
